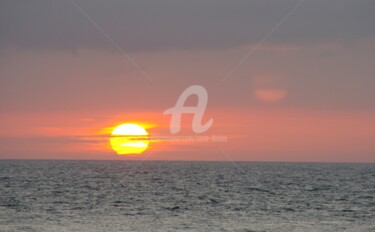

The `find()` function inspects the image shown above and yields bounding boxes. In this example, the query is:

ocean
[0,160,374,231]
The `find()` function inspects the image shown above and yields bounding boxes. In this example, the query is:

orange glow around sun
[110,123,149,155]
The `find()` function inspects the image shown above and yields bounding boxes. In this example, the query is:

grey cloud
[0,0,374,52]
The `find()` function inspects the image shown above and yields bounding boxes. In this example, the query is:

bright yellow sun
[110,123,149,155]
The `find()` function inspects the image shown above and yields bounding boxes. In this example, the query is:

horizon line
[0,158,373,165]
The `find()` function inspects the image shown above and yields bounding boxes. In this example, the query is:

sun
[110,123,149,155]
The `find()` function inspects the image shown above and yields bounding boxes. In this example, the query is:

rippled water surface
[0,161,374,231]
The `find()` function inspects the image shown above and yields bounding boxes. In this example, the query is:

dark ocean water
[0,160,374,232]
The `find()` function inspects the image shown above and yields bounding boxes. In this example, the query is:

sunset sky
[0,0,374,162]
